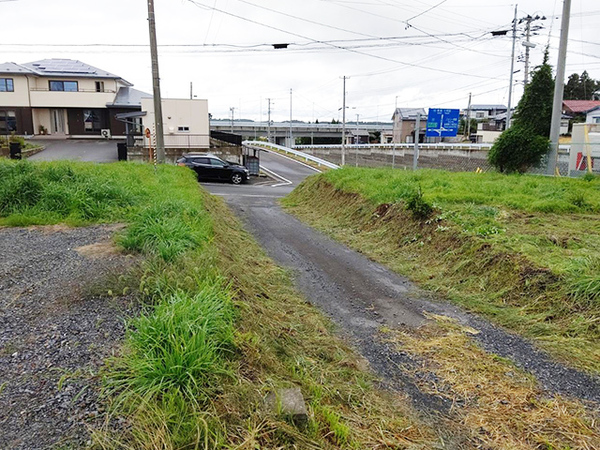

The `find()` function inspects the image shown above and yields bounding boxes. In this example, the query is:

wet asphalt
[205,149,600,412]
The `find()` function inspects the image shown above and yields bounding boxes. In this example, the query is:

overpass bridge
[210,120,393,146]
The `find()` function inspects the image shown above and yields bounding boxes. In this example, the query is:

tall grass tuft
[118,200,212,262]
[108,286,235,402]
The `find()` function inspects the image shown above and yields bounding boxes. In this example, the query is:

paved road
[209,149,600,410]
[28,139,121,162]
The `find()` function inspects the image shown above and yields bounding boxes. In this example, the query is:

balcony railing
[29,88,117,93]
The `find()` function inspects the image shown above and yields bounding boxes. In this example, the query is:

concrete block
[266,387,308,425]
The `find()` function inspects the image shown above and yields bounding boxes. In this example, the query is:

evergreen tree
[489,51,553,173]
[564,71,600,100]
[511,51,554,136]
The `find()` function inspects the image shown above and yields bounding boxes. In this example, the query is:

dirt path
[0,225,136,449]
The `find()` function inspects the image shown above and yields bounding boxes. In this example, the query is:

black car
[177,153,249,184]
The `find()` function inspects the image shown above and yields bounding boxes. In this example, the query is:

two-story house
[0,59,148,137]
[391,107,426,144]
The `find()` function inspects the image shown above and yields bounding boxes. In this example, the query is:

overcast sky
[1,0,599,123]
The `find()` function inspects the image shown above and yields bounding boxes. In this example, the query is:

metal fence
[293,142,598,177]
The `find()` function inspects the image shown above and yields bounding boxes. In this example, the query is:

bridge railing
[243,141,340,170]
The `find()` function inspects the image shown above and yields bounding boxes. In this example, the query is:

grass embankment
[283,168,600,375]
[284,168,600,448]
[0,159,435,448]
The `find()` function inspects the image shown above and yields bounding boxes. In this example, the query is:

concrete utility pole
[465,92,472,139]
[547,0,572,175]
[267,98,272,143]
[289,88,293,147]
[229,107,235,133]
[190,82,193,100]
[413,113,420,170]
[506,4,518,130]
[341,76,348,166]
[147,0,165,163]
[523,16,533,86]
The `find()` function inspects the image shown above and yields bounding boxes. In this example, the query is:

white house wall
[32,109,53,135]
[0,75,30,107]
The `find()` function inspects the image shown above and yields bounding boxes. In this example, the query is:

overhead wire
[185,0,508,81]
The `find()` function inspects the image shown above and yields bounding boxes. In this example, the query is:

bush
[488,126,550,173]
[405,186,433,219]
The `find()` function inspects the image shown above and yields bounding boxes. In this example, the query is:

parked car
[177,153,249,184]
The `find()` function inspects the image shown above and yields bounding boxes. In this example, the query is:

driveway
[28,139,121,163]
[204,149,600,412]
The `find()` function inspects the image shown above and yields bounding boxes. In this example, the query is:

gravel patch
[0,225,138,449]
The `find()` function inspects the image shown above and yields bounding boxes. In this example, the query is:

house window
[95,81,105,92]
[476,111,485,119]
[594,117,600,124]
[0,78,14,92]
[0,110,17,132]
[49,80,78,92]
[178,126,190,132]
[83,109,102,132]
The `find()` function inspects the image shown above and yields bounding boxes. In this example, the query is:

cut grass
[385,315,600,450]
[283,171,600,374]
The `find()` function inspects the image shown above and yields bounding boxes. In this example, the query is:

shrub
[488,126,550,173]
[405,186,433,219]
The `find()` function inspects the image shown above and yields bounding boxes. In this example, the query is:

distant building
[586,106,600,124]
[0,58,148,137]
[563,100,600,117]
[464,104,507,121]
[391,107,426,143]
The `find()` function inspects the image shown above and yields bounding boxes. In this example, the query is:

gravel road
[0,225,136,449]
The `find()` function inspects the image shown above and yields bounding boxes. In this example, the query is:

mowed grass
[284,168,600,374]
[0,160,437,448]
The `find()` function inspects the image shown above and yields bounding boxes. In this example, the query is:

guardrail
[244,141,340,170]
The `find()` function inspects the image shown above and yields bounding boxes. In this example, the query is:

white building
[140,98,210,149]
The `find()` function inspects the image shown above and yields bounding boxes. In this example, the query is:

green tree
[489,52,552,173]
[488,127,550,173]
[511,52,554,136]
[564,71,600,100]
[458,118,478,136]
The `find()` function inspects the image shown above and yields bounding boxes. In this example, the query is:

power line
[185,0,508,81]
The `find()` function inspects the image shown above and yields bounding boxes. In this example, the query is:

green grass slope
[284,168,600,374]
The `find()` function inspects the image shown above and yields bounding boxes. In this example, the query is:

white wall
[142,98,210,148]
[0,75,30,107]
[586,110,600,124]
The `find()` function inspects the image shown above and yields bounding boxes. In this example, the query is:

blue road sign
[426,108,460,137]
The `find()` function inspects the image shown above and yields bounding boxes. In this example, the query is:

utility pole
[506,4,518,130]
[289,88,293,147]
[341,76,348,166]
[267,98,272,143]
[413,113,420,170]
[190,82,193,100]
[547,0,572,175]
[465,92,472,139]
[229,107,235,133]
[355,114,360,166]
[147,0,165,163]
[523,16,533,86]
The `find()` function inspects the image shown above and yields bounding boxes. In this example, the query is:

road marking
[261,148,323,173]
[212,193,284,198]
[259,165,293,187]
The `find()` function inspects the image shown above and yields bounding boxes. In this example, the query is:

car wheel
[231,173,243,185]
